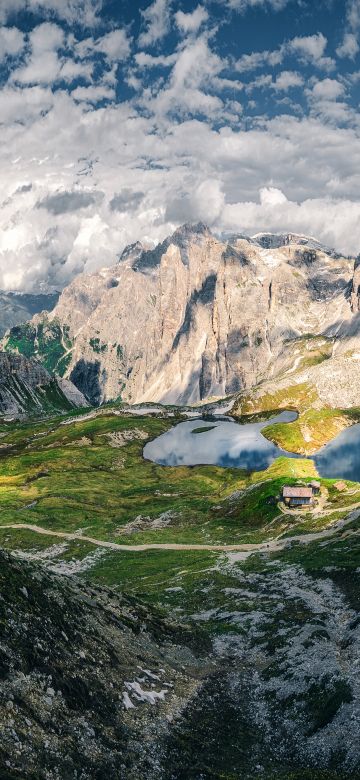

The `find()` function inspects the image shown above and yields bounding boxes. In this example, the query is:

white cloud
[0,26,25,60]
[246,73,273,91]
[235,48,282,73]
[94,29,131,60]
[0,0,103,26]
[149,36,225,118]
[289,32,327,62]
[175,6,209,34]
[336,32,359,58]
[0,3,360,292]
[166,179,225,223]
[2,103,360,290]
[0,83,53,123]
[346,0,360,31]
[337,2,360,59]
[0,1,26,24]
[310,78,345,101]
[12,23,131,87]
[11,22,64,85]
[76,28,131,62]
[260,186,288,206]
[30,20,64,51]
[219,0,290,10]
[304,79,349,123]
[287,33,335,70]
[139,0,171,48]
[71,84,115,102]
[236,33,334,77]
[59,59,93,82]
[135,50,177,68]
[13,50,61,84]
[31,0,102,26]
[222,189,360,256]
[272,70,303,91]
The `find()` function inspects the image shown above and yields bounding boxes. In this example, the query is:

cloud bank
[0,0,359,291]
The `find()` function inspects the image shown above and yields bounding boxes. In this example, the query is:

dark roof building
[283,486,314,507]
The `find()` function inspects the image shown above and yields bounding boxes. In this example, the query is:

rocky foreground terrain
[0,549,207,779]
[1,541,359,780]
[3,225,359,407]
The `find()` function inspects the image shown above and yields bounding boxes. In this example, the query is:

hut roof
[283,486,313,499]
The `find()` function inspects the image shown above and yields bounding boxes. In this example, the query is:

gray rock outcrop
[0,352,88,417]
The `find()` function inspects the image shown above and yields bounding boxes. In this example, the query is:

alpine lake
[144,409,360,482]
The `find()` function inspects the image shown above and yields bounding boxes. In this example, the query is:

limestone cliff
[3,224,358,405]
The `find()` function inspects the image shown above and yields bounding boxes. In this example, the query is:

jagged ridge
[2,224,359,406]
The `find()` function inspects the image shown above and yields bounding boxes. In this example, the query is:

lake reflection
[314,423,360,481]
[143,411,299,471]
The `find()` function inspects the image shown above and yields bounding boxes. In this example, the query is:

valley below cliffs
[3,224,359,407]
[0,352,87,418]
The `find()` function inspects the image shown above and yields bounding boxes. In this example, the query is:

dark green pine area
[0,401,359,779]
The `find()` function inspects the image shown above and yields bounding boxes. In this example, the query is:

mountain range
[2,224,360,408]
[0,291,59,338]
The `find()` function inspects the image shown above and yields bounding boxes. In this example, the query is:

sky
[1,0,360,291]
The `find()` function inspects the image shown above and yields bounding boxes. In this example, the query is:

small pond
[143,411,299,472]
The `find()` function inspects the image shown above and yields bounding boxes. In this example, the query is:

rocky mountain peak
[251,232,350,260]
[133,222,214,274]
[3,224,359,407]
[171,222,211,241]
[253,232,316,249]
[119,240,147,266]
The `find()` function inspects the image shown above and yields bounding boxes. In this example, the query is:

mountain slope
[0,292,59,338]
[2,224,358,406]
[0,352,88,417]
[0,549,204,780]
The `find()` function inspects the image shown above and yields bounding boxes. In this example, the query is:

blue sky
[0,0,360,291]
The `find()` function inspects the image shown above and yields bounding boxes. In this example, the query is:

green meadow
[0,404,359,614]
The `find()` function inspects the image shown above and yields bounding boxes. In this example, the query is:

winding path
[1,507,360,555]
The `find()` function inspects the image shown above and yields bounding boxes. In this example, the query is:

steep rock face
[350,256,360,312]
[2,225,357,405]
[0,352,87,417]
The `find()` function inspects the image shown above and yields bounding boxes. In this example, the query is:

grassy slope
[1,408,358,549]
[0,407,359,555]
[3,318,73,376]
